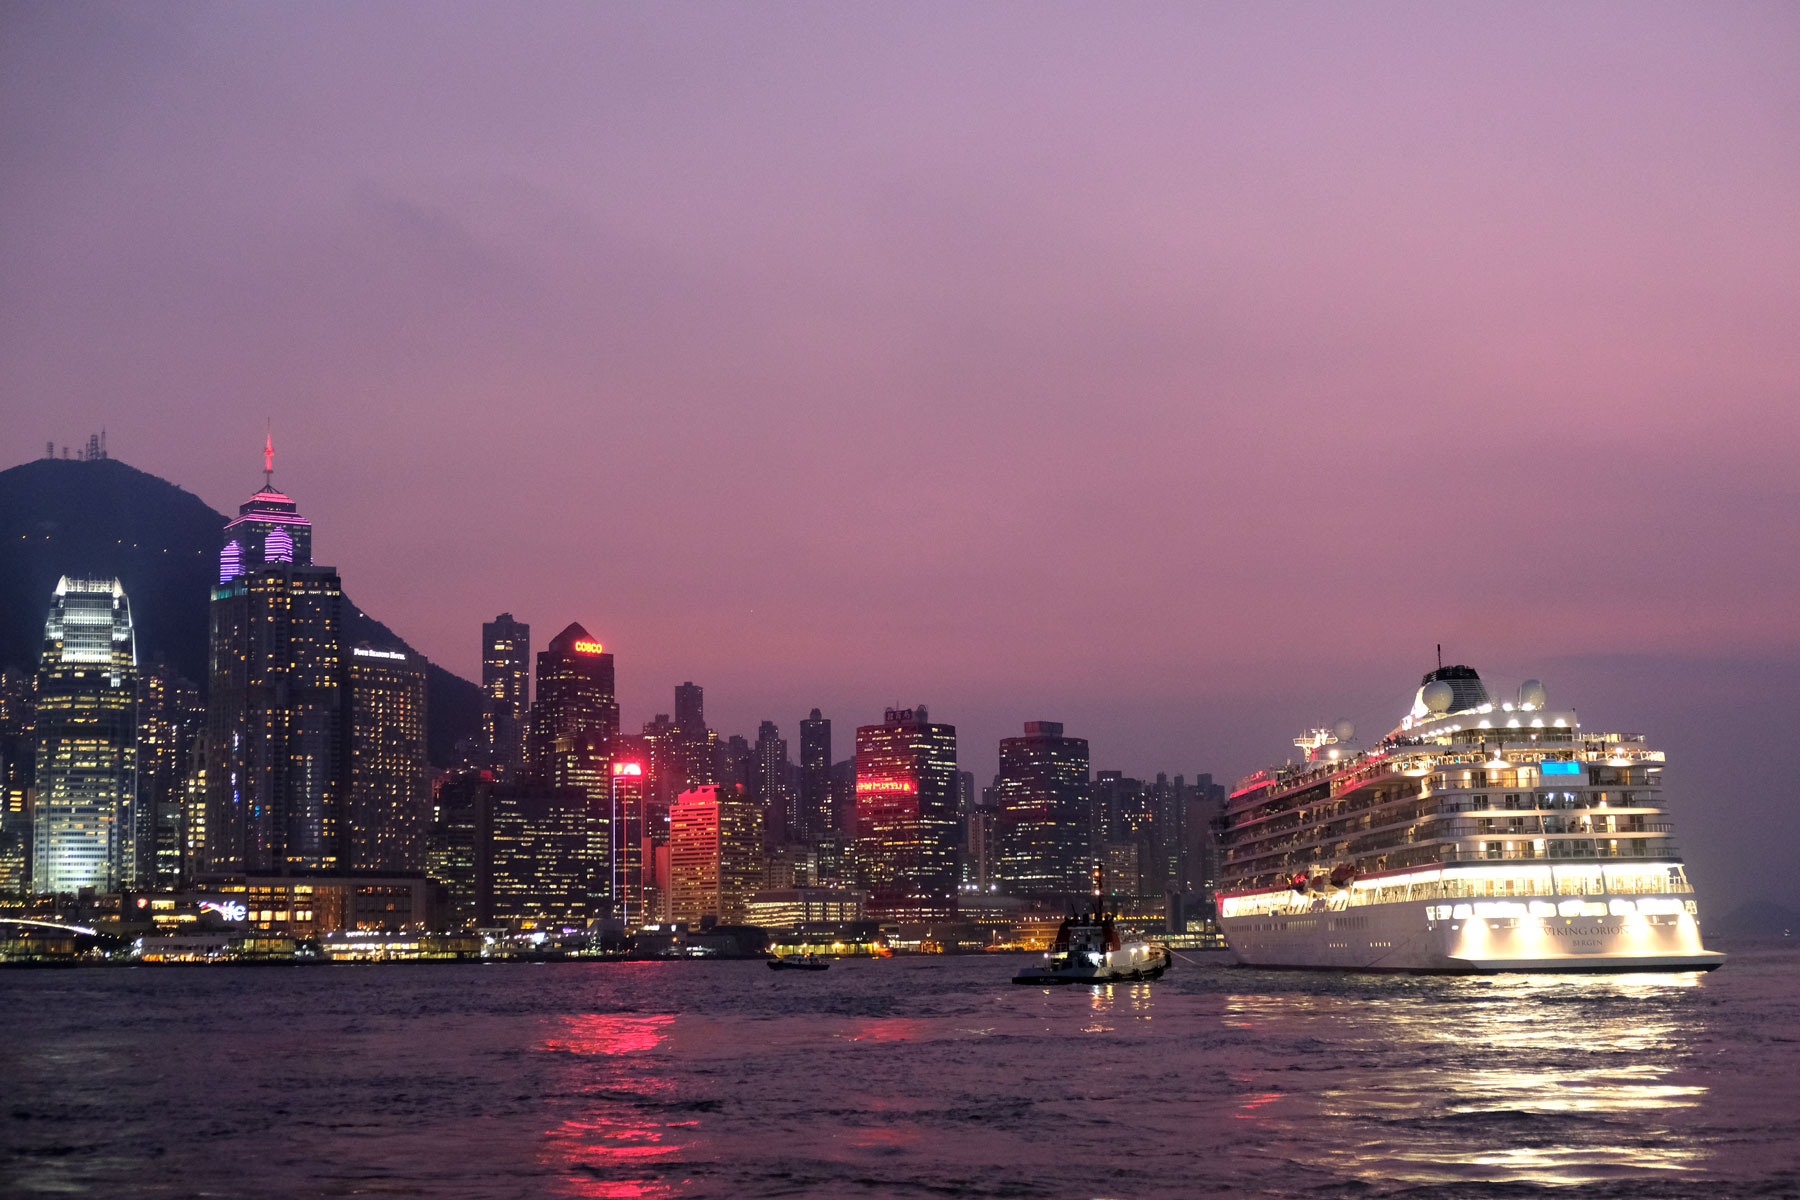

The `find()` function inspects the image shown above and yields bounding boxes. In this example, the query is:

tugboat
[1012,875,1171,986]
[767,952,830,972]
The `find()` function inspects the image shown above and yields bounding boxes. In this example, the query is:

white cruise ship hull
[1220,895,1725,973]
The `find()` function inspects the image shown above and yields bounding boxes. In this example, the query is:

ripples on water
[3,942,1798,1199]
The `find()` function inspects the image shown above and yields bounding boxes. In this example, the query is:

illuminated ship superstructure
[1216,665,1723,972]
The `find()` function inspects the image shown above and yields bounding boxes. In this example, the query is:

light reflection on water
[1223,970,1716,1188]
[542,1013,682,1200]
[1,947,1797,1199]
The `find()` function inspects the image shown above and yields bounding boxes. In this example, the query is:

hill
[1715,900,1800,938]
[0,456,482,765]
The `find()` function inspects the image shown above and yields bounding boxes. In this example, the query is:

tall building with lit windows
[673,681,713,789]
[480,614,529,780]
[32,577,138,893]
[799,709,832,844]
[526,623,618,780]
[993,721,1091,898]
[204,447,344,874]
[668,784,763,925]
[609,760,647,927]
[755,720,791,842]
[136,657,204,888]
[343,645,429,873]
[854,706,959,921]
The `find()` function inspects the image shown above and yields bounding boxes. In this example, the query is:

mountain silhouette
[0,455,482,766]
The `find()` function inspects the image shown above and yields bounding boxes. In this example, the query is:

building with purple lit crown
[203,445,344,874]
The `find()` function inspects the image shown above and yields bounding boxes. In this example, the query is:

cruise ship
[1216,664,1723,973]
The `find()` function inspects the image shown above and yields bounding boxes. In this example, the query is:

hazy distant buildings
[993,721,1091,898]
[33,577,138,893]
[854,706,958,921]
[343,645,428,873]
[480,613,529,780]
[204,463,343,873]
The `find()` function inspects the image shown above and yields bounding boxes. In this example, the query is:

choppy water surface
[4,941,1798,1199]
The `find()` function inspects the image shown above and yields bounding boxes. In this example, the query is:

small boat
[1012,893,1171,986]
[767,952,830,972]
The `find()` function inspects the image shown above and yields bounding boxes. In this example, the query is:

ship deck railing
[1225,809,1677,867]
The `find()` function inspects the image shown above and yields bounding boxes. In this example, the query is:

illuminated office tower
[609,760,647,927]
[526,623,618,779]
[799,709,831,844]
[476,784,594,928]
[673,681,713,789]
[754,721,791,843]
[0,667,34,893]
[343,645,429,873]
[481,614,529,780]
[428,772,482,929]
[204,447,344,873]
[32,577,138,893]
[668,784,763,926]
[639,713,681,836]
[854,706,959,921]
[993,721,1091,898]
[136,659,204,888]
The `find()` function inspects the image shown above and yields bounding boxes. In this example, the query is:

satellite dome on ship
[1412,664,1490,718]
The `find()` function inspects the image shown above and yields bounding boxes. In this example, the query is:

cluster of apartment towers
[2,454,1224,938]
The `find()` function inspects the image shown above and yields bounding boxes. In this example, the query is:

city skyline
[2,5,1796,913]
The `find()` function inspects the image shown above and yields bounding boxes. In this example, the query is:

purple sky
[4,3,1797,911]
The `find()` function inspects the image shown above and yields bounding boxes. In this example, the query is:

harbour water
[4,941,1797,1199]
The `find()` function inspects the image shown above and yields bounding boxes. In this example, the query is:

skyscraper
[343,644,429,873]
[854,706,958,921]
[673,681,712,789]
[668,784,763,926]
[608,760,647,928]
[0,667,35,893]
[480,613,530,780]
[526,623,618,779]
[204,451,344,874]
[136,657,204,889]
[799,709,831,844]
[476,783,595,929]
[33,577,137,893]
[993,721,1091,898]
[754,720,790,843]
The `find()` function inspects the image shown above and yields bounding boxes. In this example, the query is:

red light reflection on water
[544,1012,674,1057]
[1236,1091,1284,1121]
[540,1013,684,1199]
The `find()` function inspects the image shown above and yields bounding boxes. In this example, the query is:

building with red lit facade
[854,707,958,921]
[668,784,763,926]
